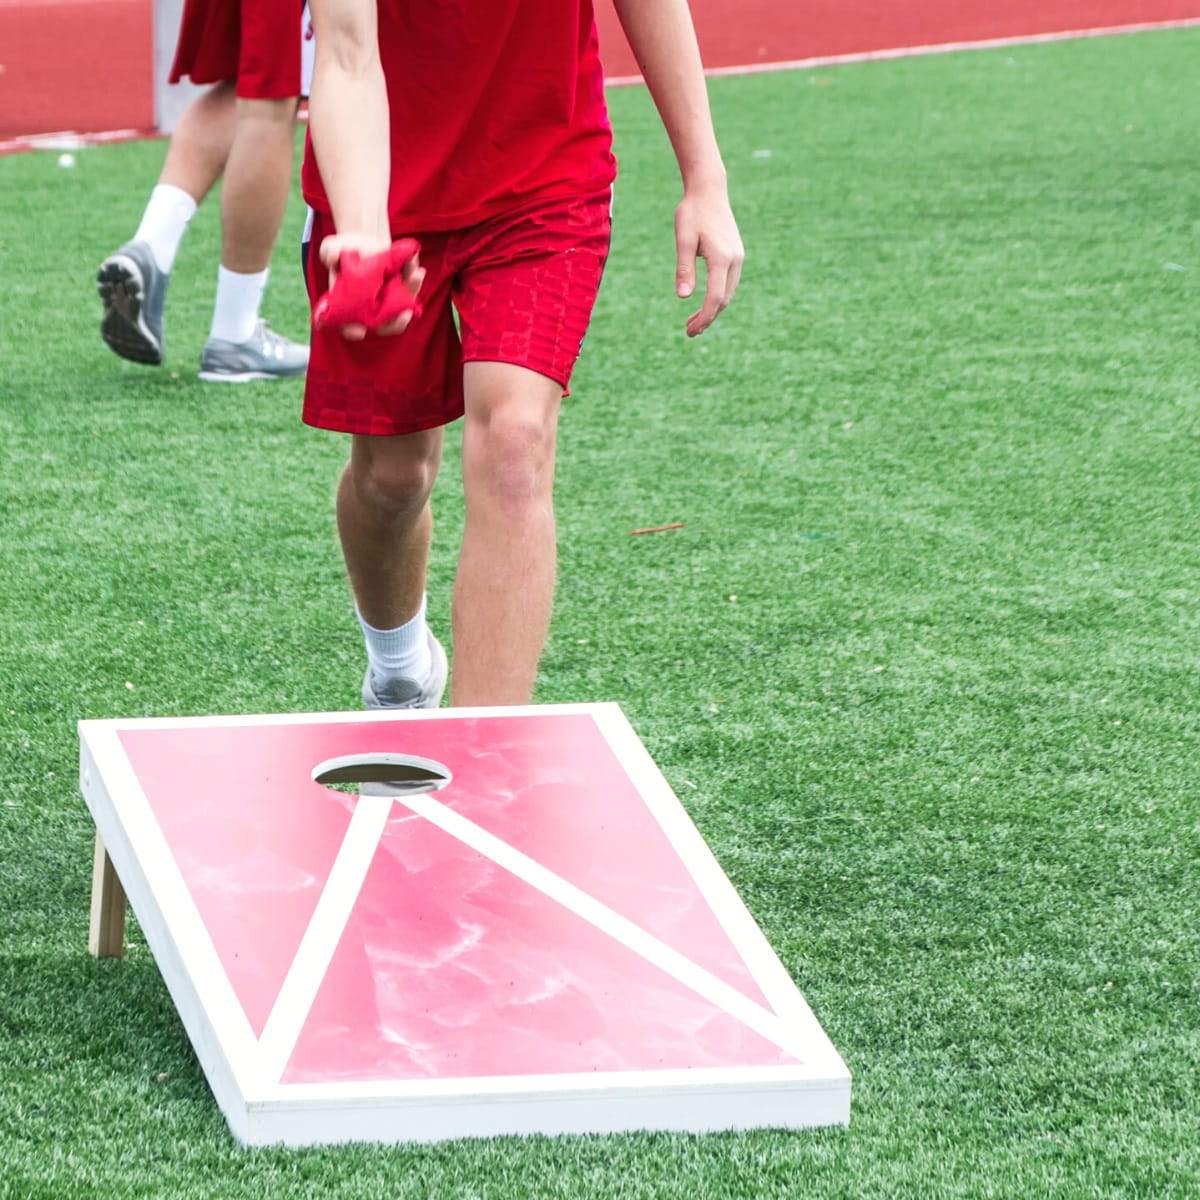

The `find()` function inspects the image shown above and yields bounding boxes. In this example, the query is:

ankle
[357,598,433,683]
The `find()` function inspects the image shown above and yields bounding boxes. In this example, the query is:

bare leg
[98,82,244,367]
[159,81,237,205]
[452,362,563,706]
[218,95,301,273]
[337,429,445,629]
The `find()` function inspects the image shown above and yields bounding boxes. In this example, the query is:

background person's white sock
[209,266,269,344]
[357,597,433,685]
[133,184,197,273]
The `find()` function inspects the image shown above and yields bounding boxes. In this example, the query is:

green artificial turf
[2,26,1198,1199]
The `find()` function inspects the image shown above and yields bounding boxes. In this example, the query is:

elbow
[311,4,380,79]
[324,34,380,80]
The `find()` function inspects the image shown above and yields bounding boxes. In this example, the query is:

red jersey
[303,0,617,232]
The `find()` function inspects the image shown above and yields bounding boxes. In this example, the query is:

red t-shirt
[303,0,617,233]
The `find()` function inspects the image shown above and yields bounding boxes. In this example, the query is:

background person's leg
[199,94,309,379]
[158,80,238,208]
[97,81,237,365]
[217,95,300,276]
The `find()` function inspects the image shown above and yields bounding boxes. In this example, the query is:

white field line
[604,18,1200,86]
[0,127,152,155]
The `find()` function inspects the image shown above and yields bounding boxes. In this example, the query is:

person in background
[96,0,311,382]
[304,0,743,708]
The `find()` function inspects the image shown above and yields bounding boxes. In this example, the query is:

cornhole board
[78,703,851,1146]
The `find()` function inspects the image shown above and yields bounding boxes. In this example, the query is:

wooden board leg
[88,831,126,958]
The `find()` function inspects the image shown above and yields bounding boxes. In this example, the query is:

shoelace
[255,322,297,360]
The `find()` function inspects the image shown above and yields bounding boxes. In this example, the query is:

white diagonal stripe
[256,795,393,1084]
[399,792,810,1062]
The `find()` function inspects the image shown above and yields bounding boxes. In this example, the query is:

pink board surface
[288,813,793,1083]
[79,704,850,1145]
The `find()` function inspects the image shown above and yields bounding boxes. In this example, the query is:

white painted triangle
[256,788,810,1085]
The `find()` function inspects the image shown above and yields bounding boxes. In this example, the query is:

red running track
[2,0,1199,139]
[0,0,154,138]
[595,0,1200,77]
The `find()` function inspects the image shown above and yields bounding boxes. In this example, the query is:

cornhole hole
[78,703,850,1146]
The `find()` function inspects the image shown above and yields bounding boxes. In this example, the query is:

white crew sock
[357,597,432,684]
[209,265,269,344]
[133,184,197,273]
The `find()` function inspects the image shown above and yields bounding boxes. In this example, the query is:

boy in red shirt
[304,0,743,708]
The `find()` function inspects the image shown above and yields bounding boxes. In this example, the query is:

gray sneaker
[362,628,449,710]
[198,319,309,382]
[97,240,168,365]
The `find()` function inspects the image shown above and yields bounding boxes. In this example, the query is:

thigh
[453,189,612,391]
[303,212,465,437]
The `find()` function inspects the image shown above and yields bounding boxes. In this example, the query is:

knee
[235,95,301,129]
[465,408,559,510]
[349,439,440,517]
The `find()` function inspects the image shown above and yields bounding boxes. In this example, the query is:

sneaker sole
[97,256,162,366]
[196,369,291,383]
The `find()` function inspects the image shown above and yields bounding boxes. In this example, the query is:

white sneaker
[198,319,309,382]
[362,628,449,709]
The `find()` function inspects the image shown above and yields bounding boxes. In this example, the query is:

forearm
[307,0,391,239]
[611,0,727,191]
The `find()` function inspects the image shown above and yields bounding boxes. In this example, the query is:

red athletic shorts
[169,0,306,99]
[302,189,612,437]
